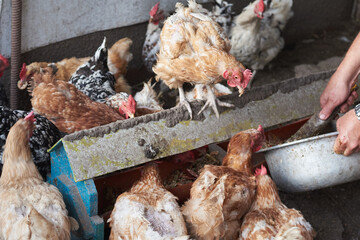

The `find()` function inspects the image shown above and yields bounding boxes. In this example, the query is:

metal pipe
[10,0,22,109]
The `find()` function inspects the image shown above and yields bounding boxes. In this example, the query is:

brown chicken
[108,163,189,240]
[0,112,78,239]
[18,38,132,94]
[153,0,252,119]
[182,125,265,240]
[25,68,124,134]
[239,165,316,240]
[107,37,133,93]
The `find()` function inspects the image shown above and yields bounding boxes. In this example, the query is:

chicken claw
[198,85,234,118]
[179,86,193,119]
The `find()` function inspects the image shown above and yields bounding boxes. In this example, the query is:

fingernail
[319,113,326,120]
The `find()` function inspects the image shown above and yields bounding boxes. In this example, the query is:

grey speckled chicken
[69,37,116,103]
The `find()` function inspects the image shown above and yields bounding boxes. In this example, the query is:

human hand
[319,72,358,120]
[333,109,360,156]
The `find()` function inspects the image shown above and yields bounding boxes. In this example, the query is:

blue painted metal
[48,140,104,240]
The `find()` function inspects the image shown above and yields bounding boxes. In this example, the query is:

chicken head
[254,0,265,19]
[251,124,265,152]
[223,68,252,96]
[0,54,9,78]
[149,2,165,25]
[17,63,30,90]
[119,94,136,119]
[254,164,267,176]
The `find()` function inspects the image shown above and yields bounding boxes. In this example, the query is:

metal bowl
[258,132,360,193]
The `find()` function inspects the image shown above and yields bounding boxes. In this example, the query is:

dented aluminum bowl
[258,132,360,193]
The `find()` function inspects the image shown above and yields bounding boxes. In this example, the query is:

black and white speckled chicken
[208,0,234,36]
[0,54,10,107]
[69,37,116,103]
[142,2,167,73]
[0,106,63,179]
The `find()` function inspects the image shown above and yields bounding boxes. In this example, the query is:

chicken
[69,37,117,103]
[239,165,316,240]
[142,2,167,73]
[108,37,133,94]
[105,92,136,119]
[134,79,164,116]
[18,58,89,94]
[68,38,136,119]
[108,163,189,240]
[153,0,252,119]
[0,106,63,179]
[181,125,265,240]
[18,67,124,134]
[18,38,132,94]
[229,0,293,87]
[0,54,10,107]
[0,112,78,239]
[208,0,234,36]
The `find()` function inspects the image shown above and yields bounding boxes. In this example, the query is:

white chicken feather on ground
[230,0,293,86]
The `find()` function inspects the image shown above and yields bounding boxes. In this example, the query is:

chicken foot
[178,86,193,119]
[198,85,234,118]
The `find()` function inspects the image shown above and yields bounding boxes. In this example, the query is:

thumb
[319,103,336,120]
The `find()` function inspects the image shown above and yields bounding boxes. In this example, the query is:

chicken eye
[234,76,238,79]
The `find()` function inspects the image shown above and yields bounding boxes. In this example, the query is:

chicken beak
[128,113,135,119]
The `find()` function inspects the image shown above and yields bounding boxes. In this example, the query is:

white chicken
[108,163,189,240]
[0,112,78,239]
[229,0,293,87]
[142,2,167,73]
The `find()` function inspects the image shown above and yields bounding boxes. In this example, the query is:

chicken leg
[179,86,193,119]
[246,70,256,89]
[198,85,234,118]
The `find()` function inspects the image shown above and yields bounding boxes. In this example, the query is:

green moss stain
[159,137,200,157]
[180,120,191,127]
[208,120,253,140]
[64,137,99,152]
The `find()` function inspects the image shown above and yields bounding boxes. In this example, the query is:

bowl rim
[258,131,339,153]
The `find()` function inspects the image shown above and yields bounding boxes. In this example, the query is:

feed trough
[259,131,360,193]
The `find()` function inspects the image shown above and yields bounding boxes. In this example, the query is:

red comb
[128,94,136,110]
[258,0,265,11]
[24,111,35,122]
[150,2,160,17]
[19,63,27,80]
[255,164,267,176]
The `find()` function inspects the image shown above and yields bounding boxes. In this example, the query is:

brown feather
[182,127,264,240]
[31,71,124,134]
